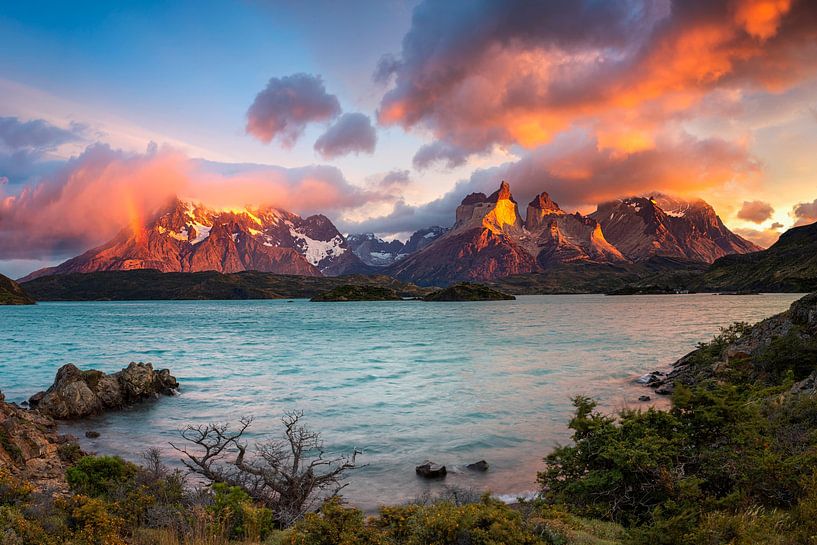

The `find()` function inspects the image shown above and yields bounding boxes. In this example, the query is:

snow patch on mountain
[289,228,346,266]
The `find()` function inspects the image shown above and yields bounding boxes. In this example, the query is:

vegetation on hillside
[310,285,403,301]
[0,273,35,305]
[21,270,432,301]
[423,282,516,301]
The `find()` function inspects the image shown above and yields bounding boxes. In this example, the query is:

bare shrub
[170,410,360,527]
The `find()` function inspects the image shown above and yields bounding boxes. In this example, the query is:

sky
[1,0,817,278]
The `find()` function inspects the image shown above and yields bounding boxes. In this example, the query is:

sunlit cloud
[737,200,775,223]
[0,143,393,260]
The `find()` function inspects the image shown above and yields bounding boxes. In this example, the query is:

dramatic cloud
[0,117,84,185]
[377,0,817,167]
[246,73,341,146]
[344,130,757,236]
[737,200,774,222]
[0,143,390,260]
[314,113,377,158]
[793,198,817,226]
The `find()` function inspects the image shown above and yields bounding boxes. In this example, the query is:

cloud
[373,169,412,190]
[0,143,391,260]
[0,116,81,150]
[733,227,780,248]
[377,0,817,167]
[246,73,341,146]
[314,112,377,158]
[737,200,774,222]
[0,117,85,185]
[793,198,817,226]
[344,129,757,235]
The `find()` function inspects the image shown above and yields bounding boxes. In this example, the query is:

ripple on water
[0,293,803,510]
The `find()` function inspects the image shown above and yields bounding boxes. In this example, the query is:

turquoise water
[0,294,802,508]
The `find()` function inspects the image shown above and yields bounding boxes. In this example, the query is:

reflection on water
[0,293,801,508]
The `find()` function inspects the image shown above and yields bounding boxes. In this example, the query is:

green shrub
[66,455,137,498]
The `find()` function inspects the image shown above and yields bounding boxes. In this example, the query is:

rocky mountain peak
[487,180,514,203]
[528,192,561,213]
[525,191,564,231]
[454,181,523,234]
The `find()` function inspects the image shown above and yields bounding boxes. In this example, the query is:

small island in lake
[423,282,516,301]
[310,284,404,302]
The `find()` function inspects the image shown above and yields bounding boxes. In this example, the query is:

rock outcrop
[652,292,817,391]
[1,391,80,491]
[29,362,179,420]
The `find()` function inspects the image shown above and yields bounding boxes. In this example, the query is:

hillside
[0,273,35,305]
[20,269,431,301]
[699,220,817,292]
[488,257,708,295]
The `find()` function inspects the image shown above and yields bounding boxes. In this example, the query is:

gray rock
[655,384,674,396]
[32,362,178,420]
[466,460,489,472]
[638,395,651,402]
[85,430,100,439]
[416,460,447,479]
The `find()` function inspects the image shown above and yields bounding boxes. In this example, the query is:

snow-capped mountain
[20,199,365,281]
[347,227,448,267]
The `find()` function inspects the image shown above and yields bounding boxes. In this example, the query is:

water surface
[0,294,801,507]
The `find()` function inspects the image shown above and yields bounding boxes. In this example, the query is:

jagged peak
[528,192,561,213]
[487,180,515,203]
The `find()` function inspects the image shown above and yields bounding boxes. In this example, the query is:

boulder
[466,460,489,472]
[638,395,652,402]
[85,430,101,439]
[415,460,447,479]
[31,362,178,420]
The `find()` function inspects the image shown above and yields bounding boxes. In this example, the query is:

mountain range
[20,181,761,286]
[384,181,760,285]
[20,200,367,282]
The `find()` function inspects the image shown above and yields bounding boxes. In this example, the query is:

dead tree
[170,411,360,526]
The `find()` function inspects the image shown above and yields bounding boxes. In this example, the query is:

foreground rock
[416,460,447,478]
[29,362,179,419]
[311,284,403,302]
[0,390,80,491]
[424,282,515,301]
[0,273,35,305]
[466,460,489,472]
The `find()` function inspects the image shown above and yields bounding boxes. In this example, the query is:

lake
[0,293,802,509]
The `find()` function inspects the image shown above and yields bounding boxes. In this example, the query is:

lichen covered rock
[29,362,179,419]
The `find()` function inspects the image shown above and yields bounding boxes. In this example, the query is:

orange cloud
[378,0,815,167]
[0,144,388,259]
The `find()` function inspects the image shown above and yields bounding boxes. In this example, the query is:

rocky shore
[1,362,178,493]
[645,292,817,396]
